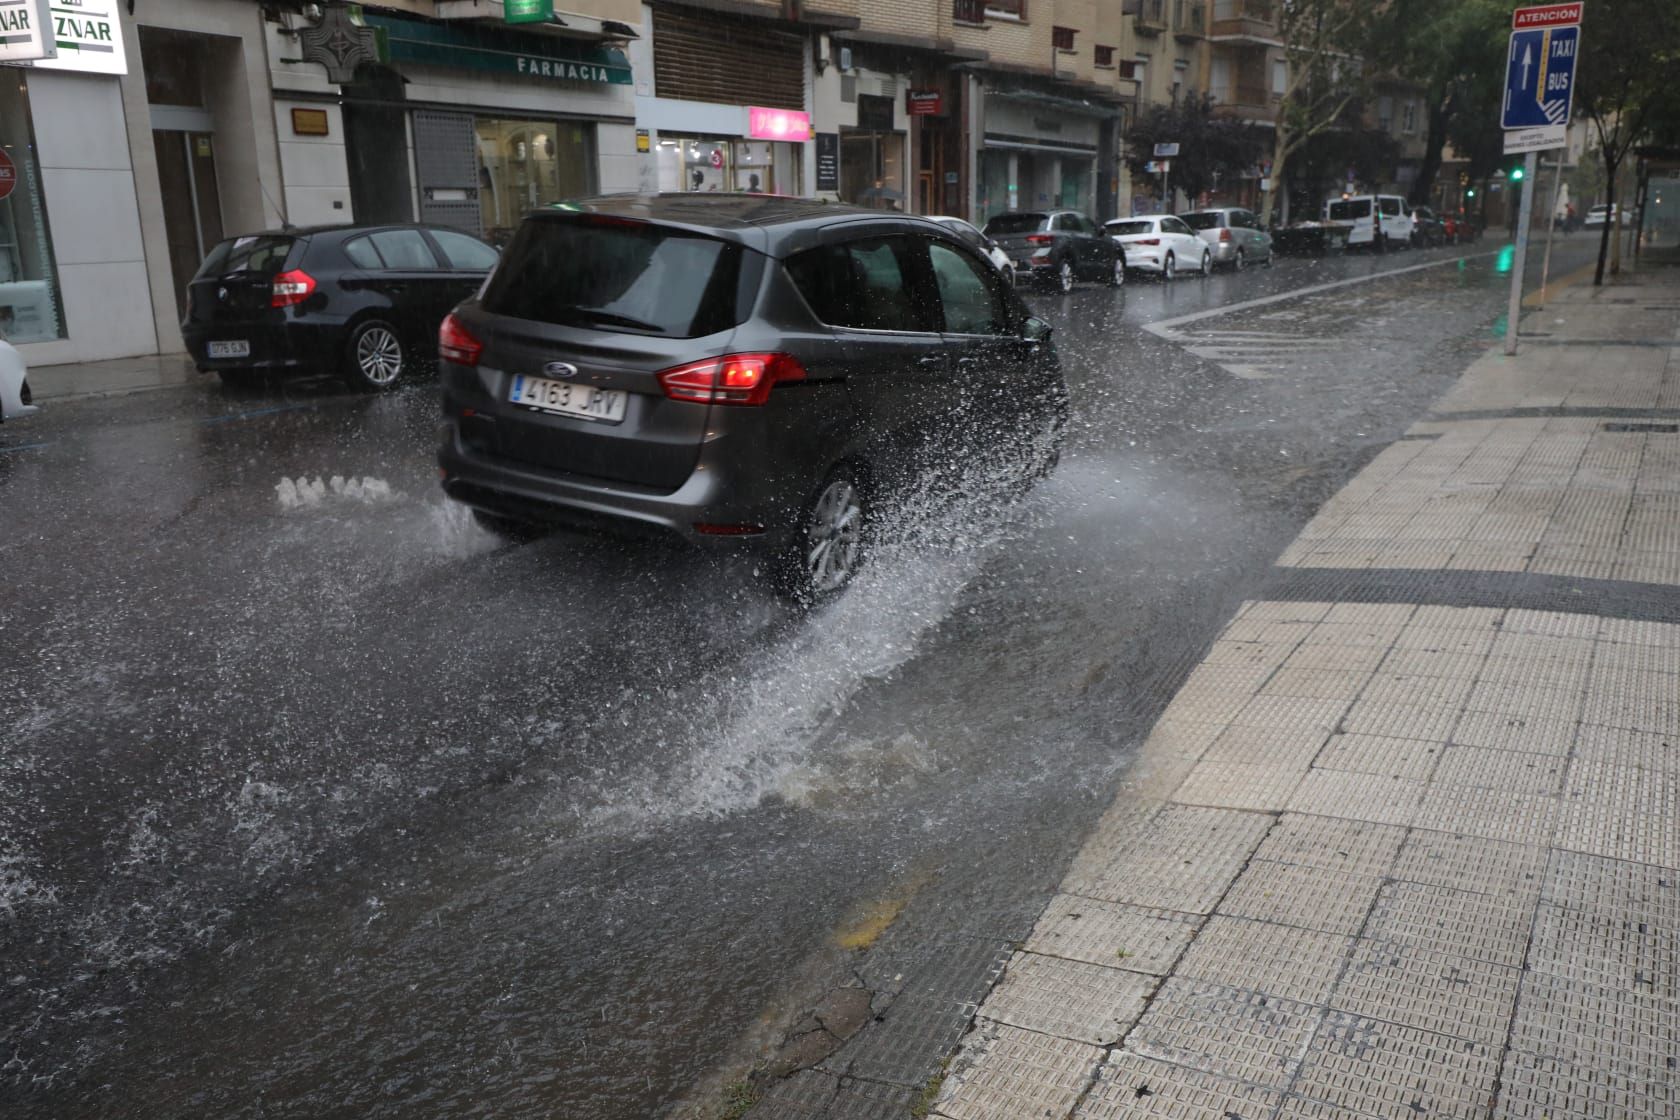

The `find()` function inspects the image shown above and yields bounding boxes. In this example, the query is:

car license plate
[208,340,250,358]
[509,374,627,423]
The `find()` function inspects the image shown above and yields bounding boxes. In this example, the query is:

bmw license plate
[207,340,250,358]
[509,374,627,423]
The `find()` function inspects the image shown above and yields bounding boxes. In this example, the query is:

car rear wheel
[779,468,867,603]
[1162,252,1176,281]
[1233,248,1246,271]
[344,319,405,391]
[1056,258,1075,294]
[1199,250,1211,276]
[1108,252,1126,287]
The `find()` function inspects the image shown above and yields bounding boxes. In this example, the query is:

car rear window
[1178,212,1221,230]
[1328,199,1372,220]
[983,213,1048,236]
[196,235,293,279]
[1106,221,1154,236]
[480,216,753,338]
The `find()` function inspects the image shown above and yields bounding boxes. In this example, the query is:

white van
[1323,194,1415,249]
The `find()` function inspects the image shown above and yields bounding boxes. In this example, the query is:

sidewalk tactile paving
[1571,724,1680,773]
[1313,733,1440,781]
[828,1076,916,1119]
[1123,978,1320,1089]
[748,1069,839,1118]
[1507,971,1680,1080]
[1217,861,1383,936]
[1261,667,1374,701]
[1362,880,1535,968]
[1557,759,1680,868]
[1492,1049,1677,1120]
[1232,695,1351,733]
[1371,648,1486,679]
[1174,760,1310,812]
[1291,1012,1498,1120]
[1177,916,1353,1003]
[977,951,1154,1045]
[1072,1052,1283,1120]
[1528,900,1680,996]
[1413,783,1559,847]
[1201,723,1333,769]
[933,1021,1104,1120]
[1286,770,1426,827]
[1283,642,1392,673]
[1358,673,1474,709]
[825,990,976,1084]
[1025,895,1200,975]
[1330,938,1521,1047]
[1339,699,1461,744]
[1063,806,1274,915]
[1450,709,1578,756]
[1393,830,1547,897]
[1432,744,1567,795]
[1542,849,1680,923]
[1251,815,1406,875]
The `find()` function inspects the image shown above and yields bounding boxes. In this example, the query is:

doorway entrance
[152,129,223,320]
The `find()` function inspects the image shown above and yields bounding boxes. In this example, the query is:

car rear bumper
[1207,241,1239,263]
[180,319,341,371]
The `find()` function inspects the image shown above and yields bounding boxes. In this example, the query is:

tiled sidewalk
[928,270,1680,1119]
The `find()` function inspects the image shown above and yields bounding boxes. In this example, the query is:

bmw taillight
[270,269,315,308]
[1025,234,1054,245]
[657,353,806,406]
[439,312,483,367]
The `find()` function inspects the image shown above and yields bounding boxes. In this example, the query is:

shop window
[0,73,64,343]
[654,136,801,195]
[1095,45,1116,67]
[840,131,906,210]
[1052,26,1076,51]
[475,118,596,244]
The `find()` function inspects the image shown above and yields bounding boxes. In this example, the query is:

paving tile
[1073,1052,1283,1120]
[1251,815,1406,875]
[1408,605,1504,632]
[1313,733,1440,781]
[1413,782,1559,847]
[1528,900,1680,998]
[1393,830,1547,898]
[1465,680,1585,728]
[1580,690,1680,736]
[1178,660,1280,700]
[1286,770,1426,827]
[1241,601,1336,624]
[1231,695,1351,733]
[1503,608,1603,640]
[748,1068,840,1118]
[1291,1013,1498,1120]
[1176,916,1354,1003]
[933,1020,1105,1120]
[1330,938,1521,1048]
[978,951,1154,1046]
[1123,978,1321,1089]
[1507,971,1680,1082]
[1260,667,1373,701]
[1298,622,1405,650]
[1358,673,1474,709]
[1283,643,1392,673]
[1064,805,1274,915]
[1557,758,1680,869]
[1026,895,1199,975]
[828,1076,917,1119]
[1599,617,1680,648]
[1391,625,1497,656]
[1492,1049,1677,1120]
[1218,861,1383,936]
[1138,718,1229,763]
[1203,639,1298,671]
[1477,652,1591,690]
[1325,603,1418,627]
[1174,760,1310,812]
[1450,708,1578,756]
[1375,648,1486,680]
[1201,723,1332,769]
[1542,849,1680,924]
[824,989,974,1084]
[1432,743,1567,795]
[1339,699,1460,744]
[1363,880,1535,968]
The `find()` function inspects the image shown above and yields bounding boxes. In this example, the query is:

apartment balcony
[1173,0,1204,40]
[1133,0,1167,35]
[1210,84,1279,124]
[1210,0,1278,44]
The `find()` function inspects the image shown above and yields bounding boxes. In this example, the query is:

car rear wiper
[564,309,665,333]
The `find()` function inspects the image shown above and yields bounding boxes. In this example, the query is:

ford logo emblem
[543,361,579,379]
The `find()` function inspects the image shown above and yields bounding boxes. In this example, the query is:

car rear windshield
[1328,199,1372,220]
[480,216,754,338]
[1105,221,1154,236]
[1178,212,1222,230]
[196,235,294,279]
[983,213,1048,236]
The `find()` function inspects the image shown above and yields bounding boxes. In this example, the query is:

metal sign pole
[1505,149,1539,355]
[1536,156,1562,308]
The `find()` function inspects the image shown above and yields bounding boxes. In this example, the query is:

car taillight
[439,313,483,367]
[1136,238,1161,246]
[1219,228,1232,241]
[657,352,806,406]
[1025,233,1054,245]
[270,269,315,308]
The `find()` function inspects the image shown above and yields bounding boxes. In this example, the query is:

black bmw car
[181,224,499,390]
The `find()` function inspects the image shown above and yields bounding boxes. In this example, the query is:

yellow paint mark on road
[1524,259,1598,307]
[833,869,936,952]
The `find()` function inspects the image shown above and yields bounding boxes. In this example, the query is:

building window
[1401,100,1417,133]
[476,118,596,243]
[1052,26,1076,50]
[1118,60,1140,80]
[1271,58,1287,95]
[655,135,802,196]
[1095,44,1116,67]
[983,0,1026,19]
[0,72,64,343]
[1376,95,1393,133]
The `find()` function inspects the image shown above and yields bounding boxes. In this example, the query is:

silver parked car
[1177,208,1274,269]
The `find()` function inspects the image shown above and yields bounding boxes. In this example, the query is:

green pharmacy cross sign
[504,0,553,23]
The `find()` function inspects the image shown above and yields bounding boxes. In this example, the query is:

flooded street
[1,238,1597,1116]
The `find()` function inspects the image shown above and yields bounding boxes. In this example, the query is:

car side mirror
[1022,316,1052,345]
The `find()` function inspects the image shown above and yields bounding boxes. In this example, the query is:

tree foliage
[1125,94,1269,204]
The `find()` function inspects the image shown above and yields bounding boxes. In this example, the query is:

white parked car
[1104,215,1211,280]
[1583,204,1619,227]
[926,215,1014,286]
[0,338,36,422]
[1323,194,1416,249]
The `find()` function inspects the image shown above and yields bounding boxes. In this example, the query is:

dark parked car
[182,224,499,390]
[981,210,1125,293]
[437,194,1067,600]
[1409,206,1446,247]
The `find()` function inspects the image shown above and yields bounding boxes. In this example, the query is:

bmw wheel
[1162,252,1176,281]
[344,319,405,391]
[779,468,867,603]
[1057,258,1076,294]
[1108,252,1126,287]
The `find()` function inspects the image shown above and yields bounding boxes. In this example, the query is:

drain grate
[1601,422,1680,433]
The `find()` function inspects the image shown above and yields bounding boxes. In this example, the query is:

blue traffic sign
[1503,24,1578,129]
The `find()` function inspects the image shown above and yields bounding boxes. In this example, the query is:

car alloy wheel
[1162,252,1175,281]
[347,320,404,390]
[1109,253,1126,287]
[1057,258,1075,294]
[1234,248,1246,271]
[790,470,866,600]
[1200,251,1211,276]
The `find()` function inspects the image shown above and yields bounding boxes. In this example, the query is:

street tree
[1575,0,1680,282]
[1125,94,1269,205]
[1259,0,1379,228]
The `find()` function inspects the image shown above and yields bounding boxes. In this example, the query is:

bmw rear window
[481,216,755,338]
[983,213,1048,236]
[195,235,294,279]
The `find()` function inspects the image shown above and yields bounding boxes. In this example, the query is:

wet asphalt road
[0,234,1601,1117]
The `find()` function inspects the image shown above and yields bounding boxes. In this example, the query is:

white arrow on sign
[1521,43,1533,89]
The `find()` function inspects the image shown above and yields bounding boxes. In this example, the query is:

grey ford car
[437,194,1066,600]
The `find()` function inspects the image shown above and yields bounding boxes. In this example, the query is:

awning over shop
[362,11,633,85]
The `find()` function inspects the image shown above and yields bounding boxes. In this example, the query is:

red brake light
[1136,238,1161,246]
[439,312,483,367]
[657,352,806,406]
[1025,233,1054,245]
[1219,228,1232,241]
[270,269,315,308]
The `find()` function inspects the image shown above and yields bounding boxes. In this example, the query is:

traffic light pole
[1504,150,1538,356]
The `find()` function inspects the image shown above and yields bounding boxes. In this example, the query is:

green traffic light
[1510,167,1525,181]
[1466,188,1476,197]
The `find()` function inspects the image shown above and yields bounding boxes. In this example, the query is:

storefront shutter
[651,7,804,110]
[413,110,481,233]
